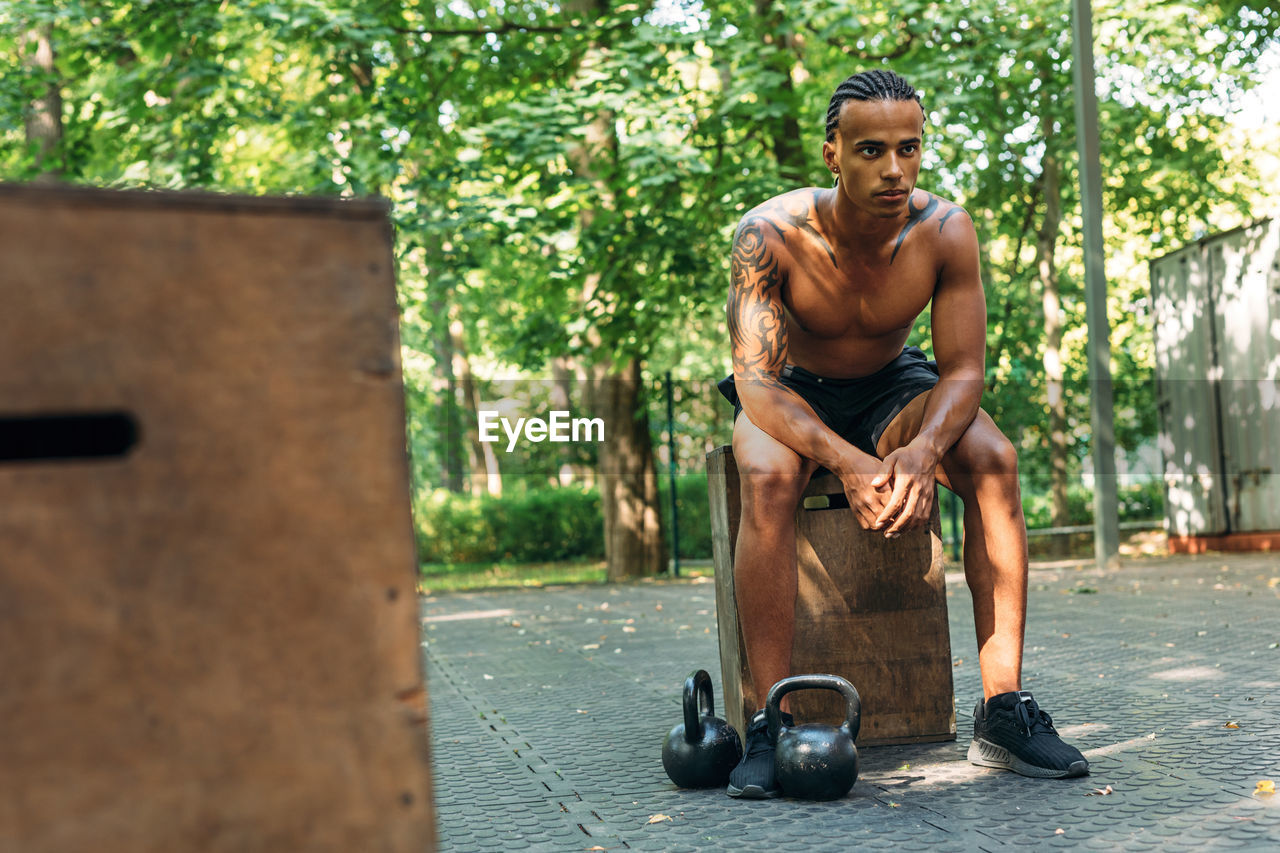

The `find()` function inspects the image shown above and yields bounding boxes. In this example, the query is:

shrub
[414,485,604,565]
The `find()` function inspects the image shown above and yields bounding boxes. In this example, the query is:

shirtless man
[719,69,1088,799]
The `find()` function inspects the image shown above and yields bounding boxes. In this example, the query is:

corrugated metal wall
[1151,218,1280,536]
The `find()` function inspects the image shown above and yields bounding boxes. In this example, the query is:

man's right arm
[727,214,886,526]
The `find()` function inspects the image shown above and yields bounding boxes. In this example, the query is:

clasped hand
[839,444,940,538]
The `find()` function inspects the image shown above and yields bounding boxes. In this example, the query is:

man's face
[822,99,925,218]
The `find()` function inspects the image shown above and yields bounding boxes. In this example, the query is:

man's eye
[901,145,918,155]
[860,147,879,156]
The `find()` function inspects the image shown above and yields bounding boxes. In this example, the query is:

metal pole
[665,371,680,577]
[1070,0,1121,569]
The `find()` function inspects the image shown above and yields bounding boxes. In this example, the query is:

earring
[832,170,839,187]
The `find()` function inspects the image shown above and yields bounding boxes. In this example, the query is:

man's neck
[822,187,909,252]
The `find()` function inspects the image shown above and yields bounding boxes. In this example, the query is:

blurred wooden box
[706,445,955,746]
[0,185,434,852]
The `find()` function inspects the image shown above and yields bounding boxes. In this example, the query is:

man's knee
[737,455,808,521]
[952,421,1020,480]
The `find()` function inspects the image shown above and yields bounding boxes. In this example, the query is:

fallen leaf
[889,801,900,808]
[483,674,494,680]
[1086,785,1114,796]
[1055,828,1065,835]
[655,604,663,611]
[898,763,911,771]
[1256,780,1276,795]
[623,626,636,633]
[582,643,600,650]
[511,620,522,628]
[647,813,673,824]
[586,847,608,851]
[1224,721,1240,729]
[575,709,588,714]
[953,659,963,667]
[1146,733,1157,740]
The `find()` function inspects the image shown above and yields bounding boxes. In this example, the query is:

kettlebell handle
[765,674,861,742]
[682,669,716,742]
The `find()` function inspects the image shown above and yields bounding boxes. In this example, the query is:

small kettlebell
[661,669,743,788]
[766,674,861,800]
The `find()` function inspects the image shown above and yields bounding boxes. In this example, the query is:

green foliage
[655,471,715,560]
[1022,478,1165,528]
[2,0,1276,561]
[415,485,605,565]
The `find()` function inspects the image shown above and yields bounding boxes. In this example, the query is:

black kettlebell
[661,669,743,788]
[766,674,861,800]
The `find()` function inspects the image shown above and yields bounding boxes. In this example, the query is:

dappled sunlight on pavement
[423,553,1280,850]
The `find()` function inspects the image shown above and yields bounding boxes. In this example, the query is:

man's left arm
[874,208,987,536]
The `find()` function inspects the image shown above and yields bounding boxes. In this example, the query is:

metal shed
[1151,218,1280,550]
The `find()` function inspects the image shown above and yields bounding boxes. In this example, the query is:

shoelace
[1013,697,1057,737]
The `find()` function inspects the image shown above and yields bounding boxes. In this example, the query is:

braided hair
[825,70,924,142]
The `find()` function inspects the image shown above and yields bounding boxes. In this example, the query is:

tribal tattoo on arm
[728,216,789,383]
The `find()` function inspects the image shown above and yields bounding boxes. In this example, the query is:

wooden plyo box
[707,445,956,746]
[0,185,434,852]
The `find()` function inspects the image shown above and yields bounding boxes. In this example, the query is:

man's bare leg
[731,414,817,712]
[879,394,1087,778]
[877,395,1026,698]
[726,414,816,798]
[936,417,1027,700]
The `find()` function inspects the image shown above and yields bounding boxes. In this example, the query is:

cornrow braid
[825,69,924,142]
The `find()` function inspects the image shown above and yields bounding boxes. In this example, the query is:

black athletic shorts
[717,346,940,458]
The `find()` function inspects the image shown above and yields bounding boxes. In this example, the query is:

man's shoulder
[909,189,973,239]
[733,187,825,242]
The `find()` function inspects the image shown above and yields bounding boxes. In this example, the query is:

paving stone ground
[422,552,1280,851]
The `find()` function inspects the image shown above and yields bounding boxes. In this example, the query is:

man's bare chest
[781,260,936,341]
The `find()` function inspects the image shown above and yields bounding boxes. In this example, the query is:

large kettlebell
[661,669,743,788]
[766,674,861,800]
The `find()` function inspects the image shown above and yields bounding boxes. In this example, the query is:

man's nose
[883,155,904,179]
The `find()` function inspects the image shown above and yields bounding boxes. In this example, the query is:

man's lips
[876,189,907,199]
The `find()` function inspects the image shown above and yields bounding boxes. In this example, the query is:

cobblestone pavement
[422,553,1280,851]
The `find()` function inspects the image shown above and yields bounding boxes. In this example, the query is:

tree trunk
[598,360,665,581]
[551,356,589,487]
[424,261,466,494]
[22,24,62,180]
[754,0,807,183]
[1035,135,1070,539]
[564,0,666,579]
[449,312,501,496]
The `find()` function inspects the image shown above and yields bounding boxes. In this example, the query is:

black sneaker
[726,709,792,799]
[968,691,1089,778]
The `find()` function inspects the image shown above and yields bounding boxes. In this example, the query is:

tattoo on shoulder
[753,194,838,269]
[729,216,788,381]
[938,205,963,233]
[889,193,967,265]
